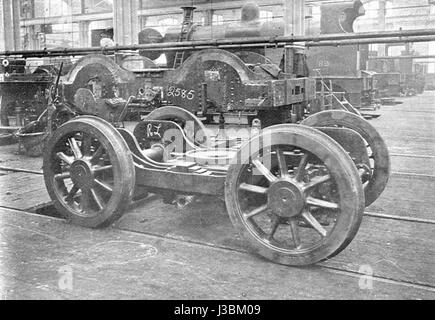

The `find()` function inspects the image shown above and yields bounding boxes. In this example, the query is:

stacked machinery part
[306,1,375,109]
[0,58,57,127]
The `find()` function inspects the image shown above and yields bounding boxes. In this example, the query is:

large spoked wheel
[225,125,365,266]
[43,116,135,228]
[302,110,390,207]
[146,106,210,148]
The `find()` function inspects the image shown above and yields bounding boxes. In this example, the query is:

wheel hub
[70,160,94,188]
[268,179,305,218]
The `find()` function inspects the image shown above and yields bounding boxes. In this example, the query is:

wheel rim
[301,110,390,206]
[146,106,210,147]
[50,131,118,217]
[226,125,364,264]
[44,117,135,226]
[236,146,344,253]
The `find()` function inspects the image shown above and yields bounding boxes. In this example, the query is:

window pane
[83,0,113,13]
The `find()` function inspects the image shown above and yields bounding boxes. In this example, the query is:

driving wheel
[43,116,135,228]
[225,124,365,266]
[302,110,390,206]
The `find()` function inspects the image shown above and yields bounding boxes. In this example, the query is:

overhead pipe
[2,28,435,57]
[304,35,435,47]
[369,55,435,60]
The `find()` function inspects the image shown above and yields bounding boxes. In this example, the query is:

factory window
[213,14,224,25]
[83,0,113,13]
[259,10,273,22]
[195,13,206,26]
[159,17,179,28]
[20,0,34,19]
[41,22,80,49]
[157,17,180,35]
[31,0,82,17]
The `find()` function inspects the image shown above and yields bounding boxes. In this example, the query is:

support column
[23,25,38,50]
[378,0,387,57]
[203,9,213,26]
[284,0,305,36]
[0,1,5,51]
[12,0,21,50]
[283,0,305,74]
[113,0,139,45]
[0,0,21,51]
[78,21,90,47]
[140,15,148,30]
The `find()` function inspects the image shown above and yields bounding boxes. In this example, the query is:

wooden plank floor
[0,92,434,299]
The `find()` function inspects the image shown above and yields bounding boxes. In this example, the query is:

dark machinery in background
[306,0,379,111]
[0,58,58,151]
[0,59,55,127]
[0,57,74,154]
[67,4,313,130]
[368,43,426,97]
[307,0,427,107]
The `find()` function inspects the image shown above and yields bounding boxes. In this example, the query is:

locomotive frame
[42,108,388,266]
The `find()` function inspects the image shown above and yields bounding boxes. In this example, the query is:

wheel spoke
[294,153,309,181]
[268,217,280,241]
[244,204,268,219]
[90,146,104,163]
[289,219,301,248]
[82,134,92,157]
[65,185,79,203]
[54,172,71,181]
[276,148,289,177]
[91,188,105,211]
[94,179,113,193]
[301,211,328,237]
[80,189,92,212]
[239,183,268,194]
[93,165,113,173]
[252,159,277,183]
[68,138,83,159]
[306,196,339,210]
[303,175,331,192]
[56,152,73,165]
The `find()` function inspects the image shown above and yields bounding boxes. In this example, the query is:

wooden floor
[0,92,434,299]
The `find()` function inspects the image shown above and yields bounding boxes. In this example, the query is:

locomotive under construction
[1,2,393,266]
[62,4,315,129]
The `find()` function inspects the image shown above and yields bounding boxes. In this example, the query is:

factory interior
[0,0,434,301]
